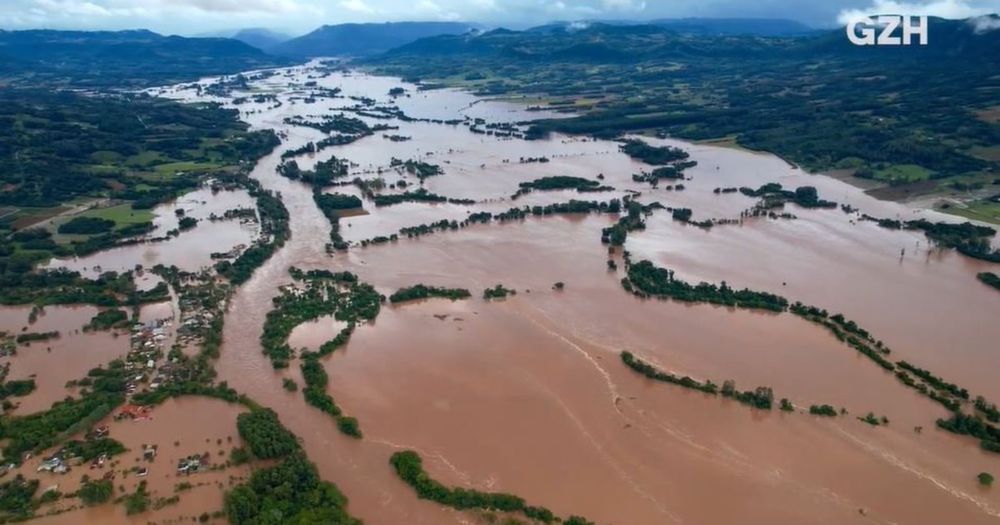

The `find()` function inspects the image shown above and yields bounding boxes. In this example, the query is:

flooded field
[6,61,998,524]
[0,305,129,414]
[28,397,252,525]
[44,187,258,275]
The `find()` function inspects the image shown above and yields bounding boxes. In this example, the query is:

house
[37,457,67,474]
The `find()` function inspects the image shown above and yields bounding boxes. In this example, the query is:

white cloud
[339,0,374,14]
[601,0,646,11]
[30,0,309,17]
[968,13,1000,30]
[3,0,990,35]
[837,0,1000,25]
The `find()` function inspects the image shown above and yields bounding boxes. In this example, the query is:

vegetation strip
[620,256,1000,451]
[390,450,598,525]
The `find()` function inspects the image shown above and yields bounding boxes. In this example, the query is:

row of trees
[390,450,596,525]
[625,260,789,312]
[623,256,1000,452]
[979,272,1000,291]
[389,284,471,303]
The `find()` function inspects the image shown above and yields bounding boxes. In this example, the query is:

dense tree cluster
[619,140,690,165]
[78,477,114,506]
[14,332,59,344]
[235,409,299,460]
[631,162,698,185]
[0,379,36,402]
[225,452,362,525]
[937,413,1000,453]
[283,114,374,135]
[625,260,788,312]
[84,308,129,331]
[57,217,115,235]
[389,284,471,303]
[0,475,40,520]
[739,183,837,209]
[809,405,838,417]
[277,157,349,187]
[226,404,362,524]
[866,216,1000,262]
[483,285,515,300]
[288,267,358,283]
[513,176,605,198]
[314,192,363,211]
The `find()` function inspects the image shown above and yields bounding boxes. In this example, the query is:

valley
[1,59,997,524]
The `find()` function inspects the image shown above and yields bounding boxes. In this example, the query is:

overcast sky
[1,0,998,36]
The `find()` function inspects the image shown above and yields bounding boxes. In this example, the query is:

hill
[367,18,1000,188]
[647,17,815,36]
[0,29,291,87]
[231,28,292,51]
[271,21,477,58]
[532,18,815,36]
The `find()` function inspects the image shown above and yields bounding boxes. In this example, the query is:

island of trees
[389,284,471,303]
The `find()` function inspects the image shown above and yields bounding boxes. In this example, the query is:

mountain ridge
[0,29,290,87]
[270,21,479,58]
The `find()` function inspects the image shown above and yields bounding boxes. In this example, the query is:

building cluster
[176,294,217,347]
[176,453,211,475]
[126,319,170,395]
[35,426,112,477]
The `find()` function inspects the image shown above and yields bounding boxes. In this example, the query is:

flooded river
[7,61,998,524]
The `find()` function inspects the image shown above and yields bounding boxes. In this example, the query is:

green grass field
[152,161,223,176]
[940,199,1000,225]
[874,164,934,183]
[75,203,154,226]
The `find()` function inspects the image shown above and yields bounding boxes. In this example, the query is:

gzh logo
[846,15,928,46]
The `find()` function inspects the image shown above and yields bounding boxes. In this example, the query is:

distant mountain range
[230,28,293,51]
[647,17,816,36]
[1,16,995,88]
[378,16,1000,62]
[532,17,816,36]
[0,29,290,87]
[269,21,479,57]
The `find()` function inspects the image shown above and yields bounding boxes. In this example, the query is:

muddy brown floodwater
[9,61,998,524]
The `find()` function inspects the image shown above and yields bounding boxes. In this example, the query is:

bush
[78,478,113,506]
[336,416,362,438]
[979,472,994,486]
[229,447,250,466]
